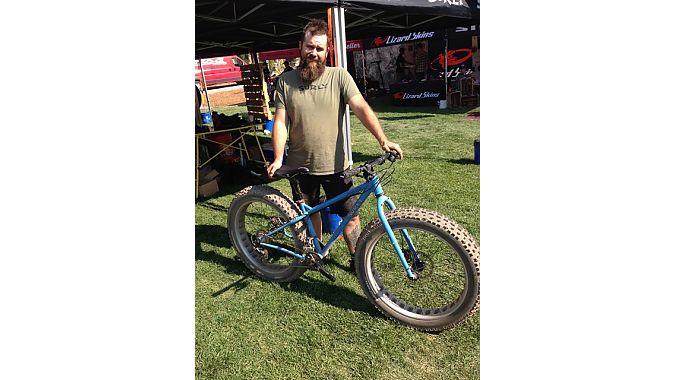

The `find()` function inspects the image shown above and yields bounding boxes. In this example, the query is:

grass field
[196,97,480,379]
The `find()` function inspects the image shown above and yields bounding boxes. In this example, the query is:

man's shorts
[290,170,358,218]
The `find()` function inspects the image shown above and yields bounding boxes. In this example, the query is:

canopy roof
[195,0,479,58]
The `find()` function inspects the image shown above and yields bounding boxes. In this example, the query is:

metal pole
[198,58,212,114]
[331,2,353,167]
[444,30,448,100]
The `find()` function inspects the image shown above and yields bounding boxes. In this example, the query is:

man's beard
[298,56,326,82]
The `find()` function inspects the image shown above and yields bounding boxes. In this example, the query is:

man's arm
[347,94,403,159]
[266,108,288,177]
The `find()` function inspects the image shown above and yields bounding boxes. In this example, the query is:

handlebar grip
[343,151,400,179]
[372,156,386,166]
[371,151,398,167]
[342,167,361,178]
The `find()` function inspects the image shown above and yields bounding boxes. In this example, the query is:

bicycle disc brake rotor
[404,249,429,276]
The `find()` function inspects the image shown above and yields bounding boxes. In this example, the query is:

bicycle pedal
[316,265,336,282]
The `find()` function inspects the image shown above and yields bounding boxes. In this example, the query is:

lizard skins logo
[393,91,441,100]
[429,49,472,70]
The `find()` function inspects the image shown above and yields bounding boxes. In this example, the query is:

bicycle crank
[301,253,336,282]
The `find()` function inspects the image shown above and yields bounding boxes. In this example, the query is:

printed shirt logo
[298,83,328,92]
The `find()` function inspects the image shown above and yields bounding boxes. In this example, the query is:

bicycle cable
[374,160,396,188]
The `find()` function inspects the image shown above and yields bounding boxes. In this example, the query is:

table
[195,124,267,196]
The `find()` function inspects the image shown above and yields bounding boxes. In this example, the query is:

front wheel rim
[363,226,474,322]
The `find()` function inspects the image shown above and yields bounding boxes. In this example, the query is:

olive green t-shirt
[274,67,361,175]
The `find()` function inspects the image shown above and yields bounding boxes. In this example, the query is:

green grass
[197,97,480,379]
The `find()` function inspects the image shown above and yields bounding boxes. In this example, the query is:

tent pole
[331,2,353,167]
[198,58,212,116]
[327,8,335,67]
[444,30,448,100]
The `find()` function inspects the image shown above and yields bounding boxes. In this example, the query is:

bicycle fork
[374,186,420,280]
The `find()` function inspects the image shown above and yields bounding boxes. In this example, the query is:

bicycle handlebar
[270,151,399,181]
[343,151,400,179]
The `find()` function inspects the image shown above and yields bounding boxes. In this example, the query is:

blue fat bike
[227,152,480,331]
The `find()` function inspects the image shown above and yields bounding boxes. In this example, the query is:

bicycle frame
[258,174,419,278]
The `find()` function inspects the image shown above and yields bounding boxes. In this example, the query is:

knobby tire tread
[228,185,308,282]
[355,207,480,332]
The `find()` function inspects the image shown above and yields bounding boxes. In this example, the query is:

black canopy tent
[196,0,479,59]
[195,0,478,166]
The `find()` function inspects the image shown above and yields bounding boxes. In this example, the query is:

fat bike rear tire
[227,185,308,282]
[355,208,480,332]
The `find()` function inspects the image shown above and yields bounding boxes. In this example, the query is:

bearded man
[267,19,403,272]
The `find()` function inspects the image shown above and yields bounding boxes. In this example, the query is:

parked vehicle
[195,55,249,87]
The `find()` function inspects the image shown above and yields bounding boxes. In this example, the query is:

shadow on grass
[196,224,233,250]
[366,96,478,115]
[195,224,253,294]
[280,277,381,317]
[351,151,381,164]
[379,115,434,121]
[198,202,229,213]
[195,223,382,317]
[448,158,477,165]
[211,275,252,297]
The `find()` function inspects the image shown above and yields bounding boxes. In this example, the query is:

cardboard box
[198,166,210,177]
[201,169,220,183]
[198,178,219,198]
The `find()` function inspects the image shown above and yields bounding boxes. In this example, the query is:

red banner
[258,48,300,61]
[346,39,364,52]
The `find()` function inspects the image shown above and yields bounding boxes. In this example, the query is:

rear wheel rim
[233,198,302,275]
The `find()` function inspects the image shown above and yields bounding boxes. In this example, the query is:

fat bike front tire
[227,185,308,282]
[355,208,480,332]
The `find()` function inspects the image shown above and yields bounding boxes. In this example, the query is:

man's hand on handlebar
[342,150,402,179]
[266,159,283,178]
[381,140,403,160]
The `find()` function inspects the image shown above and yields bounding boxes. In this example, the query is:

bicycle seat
[273,165,309,179]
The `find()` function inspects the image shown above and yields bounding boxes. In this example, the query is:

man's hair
[302,19,328,41]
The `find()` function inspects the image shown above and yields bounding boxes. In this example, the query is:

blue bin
[201,112,213,125]
[321,207,343,236]
[474,139,480,165]
[263,120,274,134]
